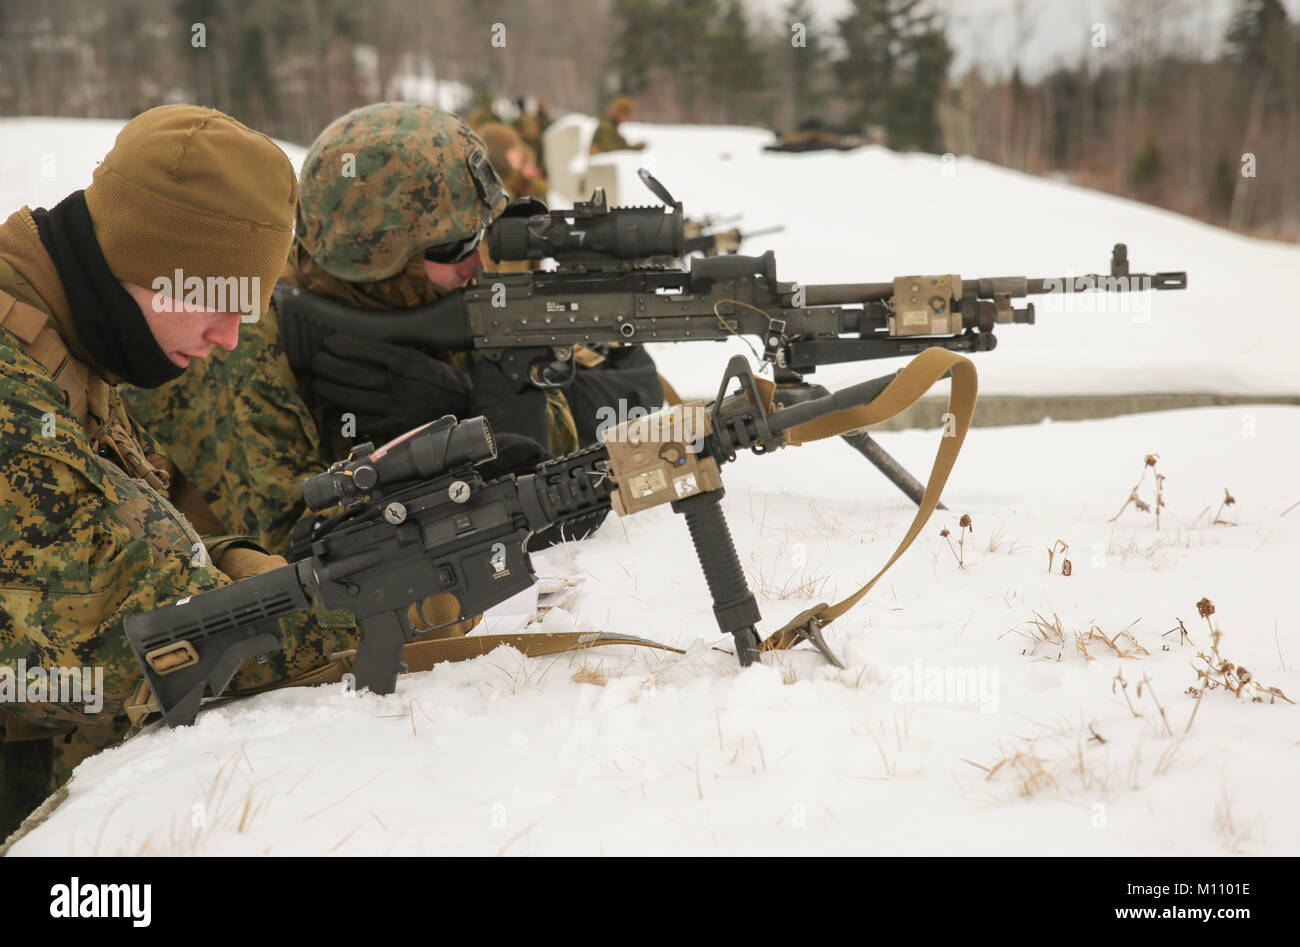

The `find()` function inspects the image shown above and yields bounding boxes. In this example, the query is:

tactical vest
[0,287,217,742]
[0,288,171,490]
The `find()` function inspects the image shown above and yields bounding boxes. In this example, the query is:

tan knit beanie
[84,104,297,317]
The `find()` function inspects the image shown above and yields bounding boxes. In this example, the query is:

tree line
[0,0,1295,239]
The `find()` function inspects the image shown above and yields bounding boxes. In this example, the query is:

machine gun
[124,351,971,728]
[275,170,1186,507]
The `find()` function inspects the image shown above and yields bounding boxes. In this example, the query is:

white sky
[746,0,1300,80]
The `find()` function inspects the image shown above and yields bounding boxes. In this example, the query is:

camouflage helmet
[296,102,508,282]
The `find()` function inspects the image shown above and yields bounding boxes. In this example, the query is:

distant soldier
[590,96,646,155]
[0,105,361,836]
[478,122,547,201]
[477,122,545,275]
[514,96,554,170]
[764,117,863,153]
[514,98,542,153]
[468,91,503,131]
[536,98,555,165]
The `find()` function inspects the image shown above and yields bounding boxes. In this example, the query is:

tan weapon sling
[126,348,976,721]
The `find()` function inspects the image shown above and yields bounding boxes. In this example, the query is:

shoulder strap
[125,631,686,725]
[0,286,175,492]
[0,287,92,423]
[753,347,978,652]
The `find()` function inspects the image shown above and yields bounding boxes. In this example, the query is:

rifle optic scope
[487,192,683,263]
[302,415,496,511]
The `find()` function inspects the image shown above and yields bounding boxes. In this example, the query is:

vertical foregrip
[673,490,763,665]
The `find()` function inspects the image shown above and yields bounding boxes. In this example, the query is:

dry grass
[479,650,563,697]
[744,557,833,602]
[102,746,274,855]
[1110,452,1167,528]
[1046,539,1072,576]
[1001,609,1078,660]
[1213,786,1256,854]
[1078,622,1149,661]
[851,711,913,780]
[985,524,1030,555]
[571,663,608,686]
[1104,528,1206,571]
[1185,599,1293,705]
[962,711,1187,806]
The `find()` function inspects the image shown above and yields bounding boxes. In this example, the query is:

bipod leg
[839,429,945,510]
[771,382,946,511]
[671,489,762,666]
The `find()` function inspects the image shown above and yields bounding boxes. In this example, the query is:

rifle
[276,170,1187,507]
[123,352,969,727]
[682,215,784,257]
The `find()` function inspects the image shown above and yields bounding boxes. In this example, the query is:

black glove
[478,431,549,481]
[309,334,471,443]
[565,345,664,446]
[467,357,550,449]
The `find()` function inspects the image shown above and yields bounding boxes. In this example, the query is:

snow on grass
[10,405,1297,856]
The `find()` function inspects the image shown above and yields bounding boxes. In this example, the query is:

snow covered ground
[1,117,1296,856]
[9,404,1298,856]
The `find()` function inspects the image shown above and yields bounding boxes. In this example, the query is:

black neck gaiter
[32,190,184,388]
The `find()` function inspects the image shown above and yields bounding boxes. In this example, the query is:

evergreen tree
[609,0,661,96]
[230,21,276,128]
[662,0,720,115]
[708,0,766,123]
[833,0,894,133]
[783,0,826,125]
[1132,132,1164,195]
[1225,0,1291,74]
[834,0,951,151]
[892,18,951,151]
[173,0,228,109]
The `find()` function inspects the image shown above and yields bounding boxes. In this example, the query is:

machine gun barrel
[800,268,1187,307]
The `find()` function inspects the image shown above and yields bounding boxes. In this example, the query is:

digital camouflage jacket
[0,210,360,735]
